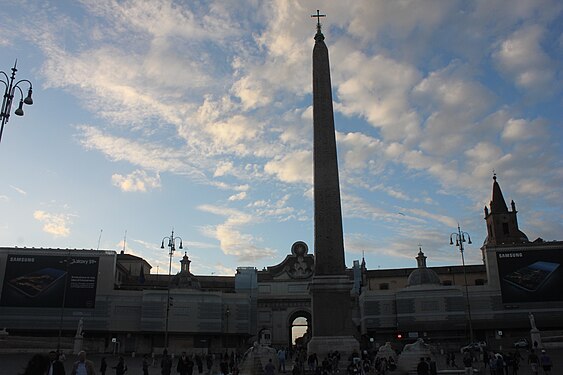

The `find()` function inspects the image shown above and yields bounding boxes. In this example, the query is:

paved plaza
[2,347,561,374]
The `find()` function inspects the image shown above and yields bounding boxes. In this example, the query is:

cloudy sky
[0,0,561,276]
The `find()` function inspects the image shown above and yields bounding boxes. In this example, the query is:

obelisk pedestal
[307,275,359,359]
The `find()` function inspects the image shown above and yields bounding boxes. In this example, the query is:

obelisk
[308,10,359,359]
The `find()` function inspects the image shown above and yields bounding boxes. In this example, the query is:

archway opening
[288,309,311,349]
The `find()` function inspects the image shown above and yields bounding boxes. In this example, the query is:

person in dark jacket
[113,356,127,375]
[100,357,107,375]
[177,352,194,375]
[417,357,429,375]
[161,349,173,375]
[49,351,66,375]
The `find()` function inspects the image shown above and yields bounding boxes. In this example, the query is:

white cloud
[198,204,277,262]
[33,210,73,237]
[264,151,312,184]
[228,192,247,201]
[111,170,161,192]
[10,185,27,195]
[493,25,556,93]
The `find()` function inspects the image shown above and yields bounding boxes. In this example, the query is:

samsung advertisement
[0,254,99,308]
[498,249,563,303]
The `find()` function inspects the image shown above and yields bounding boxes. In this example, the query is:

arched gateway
[256,241,314,348]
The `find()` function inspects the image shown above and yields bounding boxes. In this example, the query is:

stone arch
[287,309,311,348]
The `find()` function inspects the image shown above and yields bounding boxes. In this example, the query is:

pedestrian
[113,356,127,375]
[20,353,51,375]
[528,349,539,375]
[48,351,66,375]
[177,352,191,375]
[463,352,473,375]
[417,357,429,375]
[264,358,276,375]
[278,347,287,373]
[161,349,173,375]
[540,349,552,375]
[100,357,107,375]
[195,355,203,374]
[71,351,96,375]
[427,357,437,375]
[205,354,213,375]
[142,354,150,375]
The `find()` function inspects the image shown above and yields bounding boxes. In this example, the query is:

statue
[76,318,84,338]
[529,313,537,330]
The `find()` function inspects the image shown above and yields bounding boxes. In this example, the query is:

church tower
[483,175,528,246]
[308,10,359,359]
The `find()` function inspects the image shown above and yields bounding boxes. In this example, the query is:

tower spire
[490,173,509,213]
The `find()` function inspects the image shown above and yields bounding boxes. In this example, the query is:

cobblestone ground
[1,347,561,374]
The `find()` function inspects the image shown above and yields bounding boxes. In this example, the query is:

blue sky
[0,0,561,276]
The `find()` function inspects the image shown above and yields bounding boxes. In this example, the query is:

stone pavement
[1,347,562,374]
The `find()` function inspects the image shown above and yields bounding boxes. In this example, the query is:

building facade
[0,177,562,354]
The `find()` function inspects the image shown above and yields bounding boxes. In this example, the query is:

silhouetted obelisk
[308,10,359,359]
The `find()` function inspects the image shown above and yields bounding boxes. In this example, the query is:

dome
[407,268,441,286]
[406,247,441,287]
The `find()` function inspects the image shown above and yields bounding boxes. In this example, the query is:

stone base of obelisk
[308,275,359,364]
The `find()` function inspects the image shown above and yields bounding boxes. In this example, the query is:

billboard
[497,248,563,303]
[0,254,99,308]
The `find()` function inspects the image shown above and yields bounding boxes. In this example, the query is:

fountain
[237,331,278,375]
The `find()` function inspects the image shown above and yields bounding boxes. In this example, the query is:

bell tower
[484,174,528,246]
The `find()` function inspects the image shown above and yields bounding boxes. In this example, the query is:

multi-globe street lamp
[450,224,474,344]
[161,230,183,350]
[0,60,34,143]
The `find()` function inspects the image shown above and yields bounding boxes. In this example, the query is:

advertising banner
[497,248,563,303]
[0,254,99,308]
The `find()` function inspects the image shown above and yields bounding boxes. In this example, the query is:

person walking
[278,347,287,373]
[112,356,127,375]
[142,354,150,375]
[528,349,540,375]
[70,351,96,375]
[264,359,276,375]
[463,352,473,375]
[417,357,429,375]
[99,357,107,375]
[427,357,437,375]
[540,349,552,375]
[161,349,173,375]
[48,351,66,375]
[177,352,191,375]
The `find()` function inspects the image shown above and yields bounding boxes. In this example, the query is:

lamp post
[161,229,182,350]
[450,224,474,344]
[0,60,34,143]
[56,250,70,352]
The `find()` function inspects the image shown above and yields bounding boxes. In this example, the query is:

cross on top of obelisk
[311,9,326,33]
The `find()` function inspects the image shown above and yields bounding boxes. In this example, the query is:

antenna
[122,230,127,253]
[97,229,103,250]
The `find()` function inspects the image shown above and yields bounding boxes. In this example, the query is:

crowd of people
[17,344,555,375]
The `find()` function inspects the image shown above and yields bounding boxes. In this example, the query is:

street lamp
[57,250,70,352]
[161,229,183,350]
[0,60,34,143]
[450,224,474,344]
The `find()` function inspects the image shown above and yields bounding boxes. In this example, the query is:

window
[379,283,389,290]
[475,279,486,286]
[442,280,452,286]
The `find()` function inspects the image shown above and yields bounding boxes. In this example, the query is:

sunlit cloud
[112,170,161,192]
[33,210,73,238]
